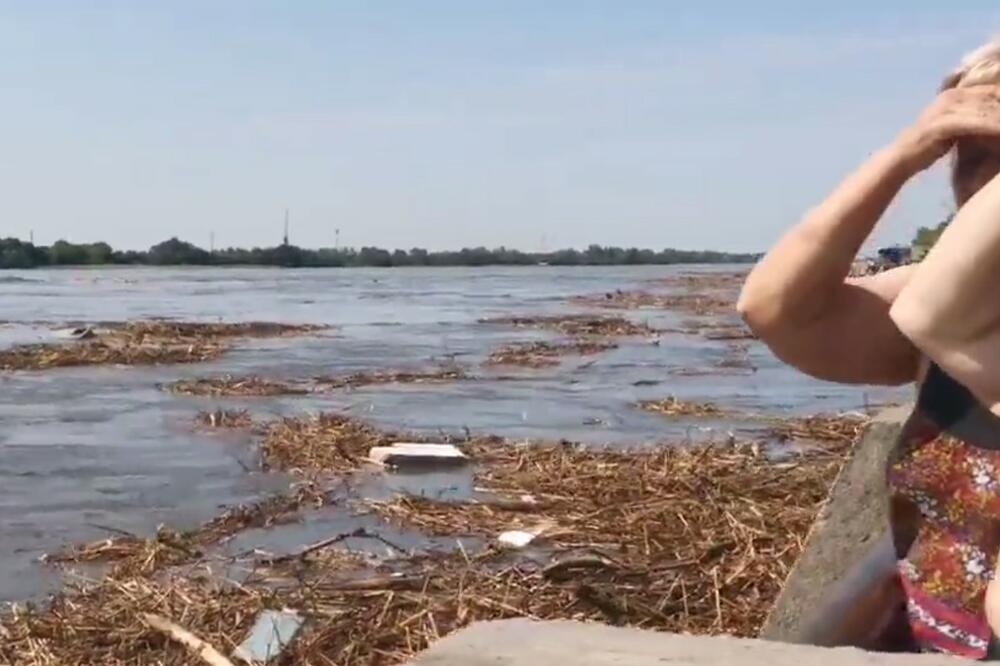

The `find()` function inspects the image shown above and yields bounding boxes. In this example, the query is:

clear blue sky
[2,1,999,253]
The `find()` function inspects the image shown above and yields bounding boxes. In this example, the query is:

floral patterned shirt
[888,364,1000,659]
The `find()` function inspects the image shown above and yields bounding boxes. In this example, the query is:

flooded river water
[0,266,904,601]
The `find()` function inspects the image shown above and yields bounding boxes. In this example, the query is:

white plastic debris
[497,530,537,549]
[496,521,553,549]
[232,608,304,664]
[368,443,468,468]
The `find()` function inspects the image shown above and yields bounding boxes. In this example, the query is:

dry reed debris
[762,414,869,447]
[0,321,327,371]
[170,376,309,397]
[653,272,748,291]
[13,406,870,663]
[315,368,468,390]
[259,414,400,475]
[570,291,735,317]
[701,326,756,341]
[195,409,255,430]
[44,484,332,576]
[367,438,849,640]
[486,340,617,368]
[638,397,732,418]
[482,314,655,337]
[12,438,851,664]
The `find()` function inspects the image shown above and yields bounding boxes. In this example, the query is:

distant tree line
[0,237,759,270]
[910,213,954,260]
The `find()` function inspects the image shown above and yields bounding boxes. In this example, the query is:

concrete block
[410,619,962,665]
[761,405,910,646]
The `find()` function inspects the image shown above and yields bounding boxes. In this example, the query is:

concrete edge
[410,618,962,665]
[760,404,910,644]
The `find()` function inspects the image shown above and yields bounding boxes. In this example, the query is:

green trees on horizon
[913,223,949,247]
[910,213,954,260]
[0,237,759,270]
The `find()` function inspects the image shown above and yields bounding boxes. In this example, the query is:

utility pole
[335,228,340,250]
[29,230,34,245]
[283,209,290,247]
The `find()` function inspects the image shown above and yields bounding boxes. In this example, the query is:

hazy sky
[3,1,1000,253]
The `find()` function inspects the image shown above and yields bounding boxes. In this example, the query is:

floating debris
[497,530,538,549]
[260,414,399,475]
[315,367,468,391]
[701,326,756,341]
[44,484,331,576]
[638,397,732,418]
[482,314,655,337]
[43,525,201,576]
[52,326,96,341]
[200,484,332,542]
[667,366,754,377]
[255,411,496,477]
[566,271,751,341]
[174,368,470,398]
[0,321,328,372]
[571,291,735,317]
[0,337,225,371]
[652,272,748,291]
[369,443,469,469]
[196,409,255,430]
[118,321,328,340]
[486,340,616,368]
[8,438,848,665]
[637,398,867,447]
[233,609,304,664]
[496,521,553,549]
[143,613,236,666]
[0,575,269,665]
[763,413,869,447]
[367,439,848,639]
[170,376,309,397]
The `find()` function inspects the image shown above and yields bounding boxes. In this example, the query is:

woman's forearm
[739,143,916,332]
[892,171,1000,344]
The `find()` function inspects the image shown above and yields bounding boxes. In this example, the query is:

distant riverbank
[0,236,759,269]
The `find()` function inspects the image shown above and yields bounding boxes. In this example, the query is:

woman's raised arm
[736,95,965,384]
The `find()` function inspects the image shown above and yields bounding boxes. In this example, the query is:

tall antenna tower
[209,231,215,253]
[283,209,290,246]
[335,228,341,249]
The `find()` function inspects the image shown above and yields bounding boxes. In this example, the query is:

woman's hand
[894,85,1000,173]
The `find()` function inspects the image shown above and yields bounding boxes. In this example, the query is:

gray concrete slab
[410,619,962,665]
[761,405,910,646]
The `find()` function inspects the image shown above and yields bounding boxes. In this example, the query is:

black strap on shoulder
[918,363,1000,449]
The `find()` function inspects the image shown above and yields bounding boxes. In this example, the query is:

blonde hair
[942,36,1000,90]
[942,37,1000,203]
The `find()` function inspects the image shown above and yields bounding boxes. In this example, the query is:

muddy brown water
[0,266,904,601]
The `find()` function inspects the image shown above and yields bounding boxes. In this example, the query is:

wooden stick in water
[143,613,236,666]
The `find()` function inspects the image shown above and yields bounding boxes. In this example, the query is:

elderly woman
[739,38,1000,658]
